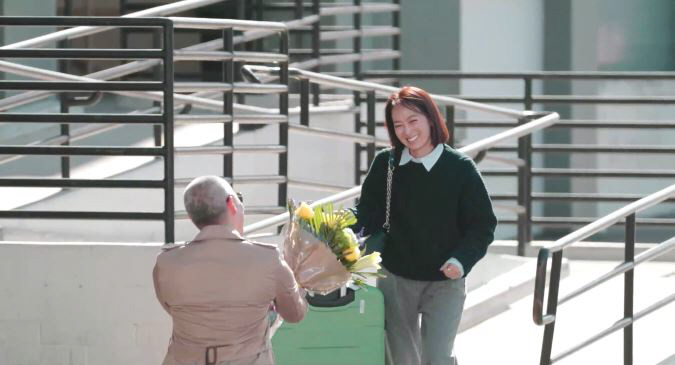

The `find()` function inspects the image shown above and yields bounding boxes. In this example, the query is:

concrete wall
[569,0,675,230]
[398,0,460,94]
[0,243,170,365]
[459,0,545,239]
[0,241,529,365]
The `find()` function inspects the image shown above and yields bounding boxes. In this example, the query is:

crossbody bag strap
[383,150,394,233]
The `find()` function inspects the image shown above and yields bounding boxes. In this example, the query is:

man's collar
[191,225,245,243]
[399,144,444,172]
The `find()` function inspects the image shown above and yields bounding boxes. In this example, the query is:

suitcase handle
[306,288,355,307]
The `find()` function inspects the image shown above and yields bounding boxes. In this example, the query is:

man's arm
[274,256,308,323]
[152,262,170,314]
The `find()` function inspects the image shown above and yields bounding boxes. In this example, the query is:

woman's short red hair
[384,86,449,152]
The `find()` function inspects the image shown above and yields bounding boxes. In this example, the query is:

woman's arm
[451,158,498,276]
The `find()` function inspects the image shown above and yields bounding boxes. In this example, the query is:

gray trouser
[377,267,466,365]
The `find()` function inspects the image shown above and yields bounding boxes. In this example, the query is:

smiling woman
[385,86,449,158]
[351,86,497,365]
[391,104,433,157]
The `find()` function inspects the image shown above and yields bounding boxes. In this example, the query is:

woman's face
[391,104,434,158]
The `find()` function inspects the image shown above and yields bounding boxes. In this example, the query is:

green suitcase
[272,286,385,365]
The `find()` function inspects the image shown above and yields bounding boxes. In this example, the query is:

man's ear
[226,195,238,216]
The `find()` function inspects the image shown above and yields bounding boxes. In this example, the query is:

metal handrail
[243,111,560,234]
[169,17,287,31]
[0,3,391,115]
[552,288,674,363]
[0,59,277,110]
[534,184,675,257]
[318,3,400,16]
[288,124,389,146]
[399,95,675,105]
[0,15,295,238]
[236,61,560,234]
[479,168,675,178]
[491,192,675,202]
[559,236,675,306]
[0,13,332,114]
[291,50,401,70]
[0,0,394,116]
[362,69,675,80]
[456,119,675,128]
[243,65,528,118]
[0,0,224,49]
[173,50,288,62]
[319,26,400,41]
[0,90,219,167]
[533,184,675,365]
[0,16,176,241]
[0,15,297,135]
[359,70,675,240]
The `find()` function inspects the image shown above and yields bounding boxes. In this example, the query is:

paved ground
[455,259,675,364]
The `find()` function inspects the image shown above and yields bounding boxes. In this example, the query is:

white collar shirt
[399,144,444,172]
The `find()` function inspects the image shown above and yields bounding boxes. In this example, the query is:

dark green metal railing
[0,16,176,241]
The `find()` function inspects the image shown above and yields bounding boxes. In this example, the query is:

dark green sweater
[353,145,497,281]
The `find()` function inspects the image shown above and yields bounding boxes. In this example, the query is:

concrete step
[460,254,570,332]
[455,260,675,364]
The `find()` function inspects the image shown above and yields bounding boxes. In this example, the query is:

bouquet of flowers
[282,200,383,294]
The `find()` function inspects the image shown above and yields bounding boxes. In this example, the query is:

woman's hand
[439,262,462,280]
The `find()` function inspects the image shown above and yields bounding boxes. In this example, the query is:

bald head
[184,176,237,229]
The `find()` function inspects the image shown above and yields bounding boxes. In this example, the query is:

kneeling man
[153,176,307,365]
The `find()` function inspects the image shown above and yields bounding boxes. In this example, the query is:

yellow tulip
[342,246,361,262]
[294,202,314,220]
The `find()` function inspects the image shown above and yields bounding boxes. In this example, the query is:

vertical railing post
[524,76,533,110]
[120,0,128,47]
[163,20,175,243]
[244,0,254,52]
[353,0,362,80]
[58,98,71,178]
[278,30,289,209]
[540,250,563,365]
[353,91,362,186]
[392,0,400,85]
[255,0,264,51]
[517,76,534,256]
[624,213,636,365]
[58,0,73,179]
[517,115,533,256]
[152,27,163,148]
[300,78,310,127]
[223,27,234,181]
[311,0,320,105]
[231,1,247,109]
[524,79,533,246]
[445,105,455,147]
[293,0,304,50]
[352,0,364,187]
[366,91,376,166]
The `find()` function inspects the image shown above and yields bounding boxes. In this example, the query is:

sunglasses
[235,191,243,203]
